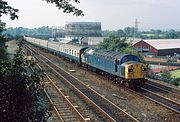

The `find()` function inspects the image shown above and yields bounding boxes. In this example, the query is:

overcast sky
[2,0,180,30]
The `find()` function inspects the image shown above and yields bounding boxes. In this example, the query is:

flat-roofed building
[133,39,180,56]
[65,22,102,41]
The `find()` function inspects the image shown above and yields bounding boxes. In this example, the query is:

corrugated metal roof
[143,39,180,50]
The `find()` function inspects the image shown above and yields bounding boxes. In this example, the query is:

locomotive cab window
[121,55,140,64]
[121,66,125,76]
[128,68,133,72]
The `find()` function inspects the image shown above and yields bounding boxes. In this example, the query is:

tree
[98,35,130,52]
[44,0,84,16]
[124,27,135,37]
[0,0,19,20]
[98,35,144,61]
[0,0,83,20]
[117,29,125,37]
[164,29,178,39]
[0,38,48,121]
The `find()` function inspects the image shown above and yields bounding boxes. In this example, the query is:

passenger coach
[58,44,88,64]
[25,36,147,89]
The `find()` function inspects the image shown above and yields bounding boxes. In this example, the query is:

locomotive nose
[126,63,147,79]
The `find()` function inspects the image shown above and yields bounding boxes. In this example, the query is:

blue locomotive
[25,37,147,89]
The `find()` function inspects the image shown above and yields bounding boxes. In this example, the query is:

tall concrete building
[65,22,102,41]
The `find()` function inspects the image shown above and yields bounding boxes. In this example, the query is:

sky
[1,0,180,30]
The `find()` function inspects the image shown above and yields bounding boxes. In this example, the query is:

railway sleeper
[63,118,79,122]
[59,110,74,114]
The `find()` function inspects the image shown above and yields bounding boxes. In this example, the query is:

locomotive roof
[60,43,87,51]
[85,48,136,60]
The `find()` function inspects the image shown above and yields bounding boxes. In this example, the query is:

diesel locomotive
[25,37,147,89]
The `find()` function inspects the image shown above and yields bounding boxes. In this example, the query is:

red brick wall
[133,41,158,55]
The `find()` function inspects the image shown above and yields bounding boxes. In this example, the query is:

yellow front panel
[125,63,146,79]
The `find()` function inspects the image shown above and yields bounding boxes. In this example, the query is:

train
[24,37,147,89]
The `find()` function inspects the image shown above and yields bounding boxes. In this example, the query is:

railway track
[140,87,180,114]
[43,73,88,122]
[43,89,65,122]
[139,79,180,114]
[25,43,139,122]
[28,61,87,121]
[143,81,180,102]
[147,78,180,97]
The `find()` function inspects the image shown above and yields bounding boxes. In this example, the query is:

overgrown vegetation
[0,38,48,121]
[98,35,144,61]
[148,70,180,87]
[159,71,180,87]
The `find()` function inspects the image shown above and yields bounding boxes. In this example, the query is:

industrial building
[133,39,180,56]
[65,22,102,41]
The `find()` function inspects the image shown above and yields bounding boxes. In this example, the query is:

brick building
[133,39,180,56]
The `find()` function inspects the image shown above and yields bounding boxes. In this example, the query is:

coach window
[74,51,76,56]
[71,50,73,55]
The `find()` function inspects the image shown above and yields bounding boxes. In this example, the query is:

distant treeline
[102,27,180,39]
[2,26,65,40]
[3,26,180,39]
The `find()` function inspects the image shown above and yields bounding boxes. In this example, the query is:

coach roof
[60,43,86,51]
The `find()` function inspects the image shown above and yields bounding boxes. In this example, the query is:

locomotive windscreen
[121,55,140,64]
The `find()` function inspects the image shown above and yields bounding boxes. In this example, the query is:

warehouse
[133,39,180,56]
